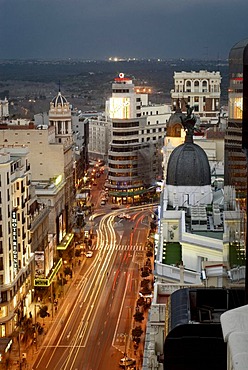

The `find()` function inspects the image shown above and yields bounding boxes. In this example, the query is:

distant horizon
[0,57,229,63]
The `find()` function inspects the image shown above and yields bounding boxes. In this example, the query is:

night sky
[0,0,248,60]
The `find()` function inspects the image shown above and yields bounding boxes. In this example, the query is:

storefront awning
[34,258,62,287]
[0,338,12,355]
[109,187,156,197]
[57,233,74,251]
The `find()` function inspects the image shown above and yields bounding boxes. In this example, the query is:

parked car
[101,200,106,205]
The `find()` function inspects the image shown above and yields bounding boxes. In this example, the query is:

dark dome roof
[167,108,184,127]
[51,91,67,107]
[166,142,211,186]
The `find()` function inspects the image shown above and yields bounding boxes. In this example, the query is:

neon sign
[12,210,18,275]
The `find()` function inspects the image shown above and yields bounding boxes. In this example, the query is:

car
[100,200,106,205]
[119,357,136,368]
[85,251,93,258]
[117,213,131,219]
[117,213,126,219]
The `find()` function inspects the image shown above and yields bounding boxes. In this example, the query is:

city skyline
[0,0,248,60]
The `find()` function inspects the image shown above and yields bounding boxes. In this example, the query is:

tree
[146,250,153,257]
[132,326,143,343]
[141,279,150,288]
[133,311,144,323]
[39,305,50,324]
[141,269,150,278]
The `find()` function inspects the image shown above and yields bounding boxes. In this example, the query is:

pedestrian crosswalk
[90,244,145,252]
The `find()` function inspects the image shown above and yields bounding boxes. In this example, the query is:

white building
[170,70,221,123]
[49,90,73,147]
[105,73,171,204]
[0,147,32,336]
[142,111,242,369]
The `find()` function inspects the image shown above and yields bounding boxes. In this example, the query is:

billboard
[35,251,45,278]
[109,97,130,119]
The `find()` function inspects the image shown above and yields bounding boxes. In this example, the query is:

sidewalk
[7,264,79,370]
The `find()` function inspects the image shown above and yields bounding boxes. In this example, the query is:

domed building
[166,99,184,138]
[49,90,72,146]
[165,110,212,208]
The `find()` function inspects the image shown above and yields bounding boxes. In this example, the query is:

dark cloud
[0,0,248,59]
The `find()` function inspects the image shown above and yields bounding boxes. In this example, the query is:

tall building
[224,38,248,207]
[0,123,75,294]
[71,112,89,188]
[105,73,171,204]
[87,114,109,162]
[0,98,9,119]
[170,70,221,123]
[0,147,32,336]
[49,90,75,231]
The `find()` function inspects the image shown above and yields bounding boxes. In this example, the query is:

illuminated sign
[34,258,62,287]
[57,233,74,251]
[114,72,130,82]
[229,96,243,120]
[109,97,131,119]
[12,210,18,275]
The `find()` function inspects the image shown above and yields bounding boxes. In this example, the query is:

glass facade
[224,38,248,200]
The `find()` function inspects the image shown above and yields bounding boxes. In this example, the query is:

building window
[186,80,191,92]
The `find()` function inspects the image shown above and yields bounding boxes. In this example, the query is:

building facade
[224,38,248,207]
[87,115,109,161]
[49,90,75,232]
[0,148,32,336]
[170,70,221,123]
[105,73,171,204]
